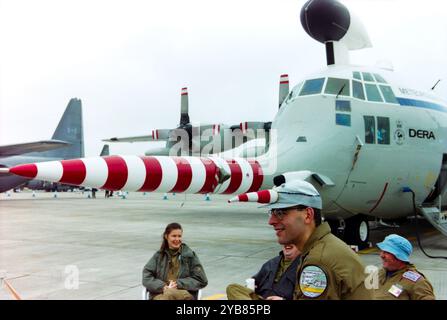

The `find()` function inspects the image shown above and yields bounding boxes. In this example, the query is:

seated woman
[142,222,208,300]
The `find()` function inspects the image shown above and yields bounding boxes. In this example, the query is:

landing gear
[326,214,370,250]
[344,214,370,250]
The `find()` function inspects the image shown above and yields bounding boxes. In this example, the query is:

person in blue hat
[374,234,435,300]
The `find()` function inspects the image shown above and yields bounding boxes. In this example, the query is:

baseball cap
[261,180,322,210]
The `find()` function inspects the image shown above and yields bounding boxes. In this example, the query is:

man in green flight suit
[373,234,435,300]
[264,180,373,299]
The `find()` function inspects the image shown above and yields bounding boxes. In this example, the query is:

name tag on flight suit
[388,284,403,298]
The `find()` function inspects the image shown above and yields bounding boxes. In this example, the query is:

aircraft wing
[0,140,71,157]
[103,129,171,143]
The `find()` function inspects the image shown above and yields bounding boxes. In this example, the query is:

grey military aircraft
[102,82,290,157]
[9,0,447,249]
[0,98,84,192]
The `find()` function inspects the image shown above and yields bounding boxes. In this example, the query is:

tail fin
[100,144,110,156]
[279,74,289,108]
[43,98,84,159]
[180,87,190,125]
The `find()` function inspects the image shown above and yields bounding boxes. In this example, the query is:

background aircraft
[5,0,447,249]
[102,76,290,157]
[0,98,84,192]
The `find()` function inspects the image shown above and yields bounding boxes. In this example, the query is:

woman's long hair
[160,222,183,256]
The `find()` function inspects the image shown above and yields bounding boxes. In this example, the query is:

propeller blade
[180,87,190,126]
[279,74,290,108]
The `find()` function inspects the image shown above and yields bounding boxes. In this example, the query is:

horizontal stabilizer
[0,140,71,158]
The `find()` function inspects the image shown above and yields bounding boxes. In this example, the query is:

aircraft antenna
[431,79,441,91]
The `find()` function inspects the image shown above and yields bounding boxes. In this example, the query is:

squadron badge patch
[402,271,421,282]
[299,265,328,298]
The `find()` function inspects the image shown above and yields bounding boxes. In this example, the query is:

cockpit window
[336,100,351,112]
[291,82,303,99]
[352,80,365,100]
[364,116,375,144]
[378,85,398,104]
[299,78,325,96]
[362,72,375,82]
[353,71,362,81]
[336,114,351,126]
[377,117,390,145]
[373,73,387,84]
[284,82,303,104]
[324,77,350,96]
[365,84,383,102]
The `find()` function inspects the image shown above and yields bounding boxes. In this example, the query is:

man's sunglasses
[268,206,307,220]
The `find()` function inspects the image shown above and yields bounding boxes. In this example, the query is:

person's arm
[252,264,268,291]
[142,254,166,293]
[176,252,208,291]
[253,258,276,295]
[411,279,436,300]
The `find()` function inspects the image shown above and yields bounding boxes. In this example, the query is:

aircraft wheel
[344,214,370,250]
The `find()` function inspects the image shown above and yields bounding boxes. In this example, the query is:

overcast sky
[1,0,446,157]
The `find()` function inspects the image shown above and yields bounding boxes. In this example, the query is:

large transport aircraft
[0,98,84,192]
[3,0,447,247]
[101,81,289,157]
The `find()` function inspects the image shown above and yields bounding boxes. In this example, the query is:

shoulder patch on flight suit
[299,265,328,298]
[402,271,421,282]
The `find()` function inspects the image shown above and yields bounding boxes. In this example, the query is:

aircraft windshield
[379,85,398,104]
[373,73,387,83]
[299,78,325,96]
[365,84,383,102]
[362,72,375,82]
[353,80,365,100]
[325,77,350,96]
[353,71,362,81]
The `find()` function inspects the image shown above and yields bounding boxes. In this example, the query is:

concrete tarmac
[1,190,446,300]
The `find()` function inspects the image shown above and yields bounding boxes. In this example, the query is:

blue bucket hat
[260,180,322,210]
[377,234,412,262]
